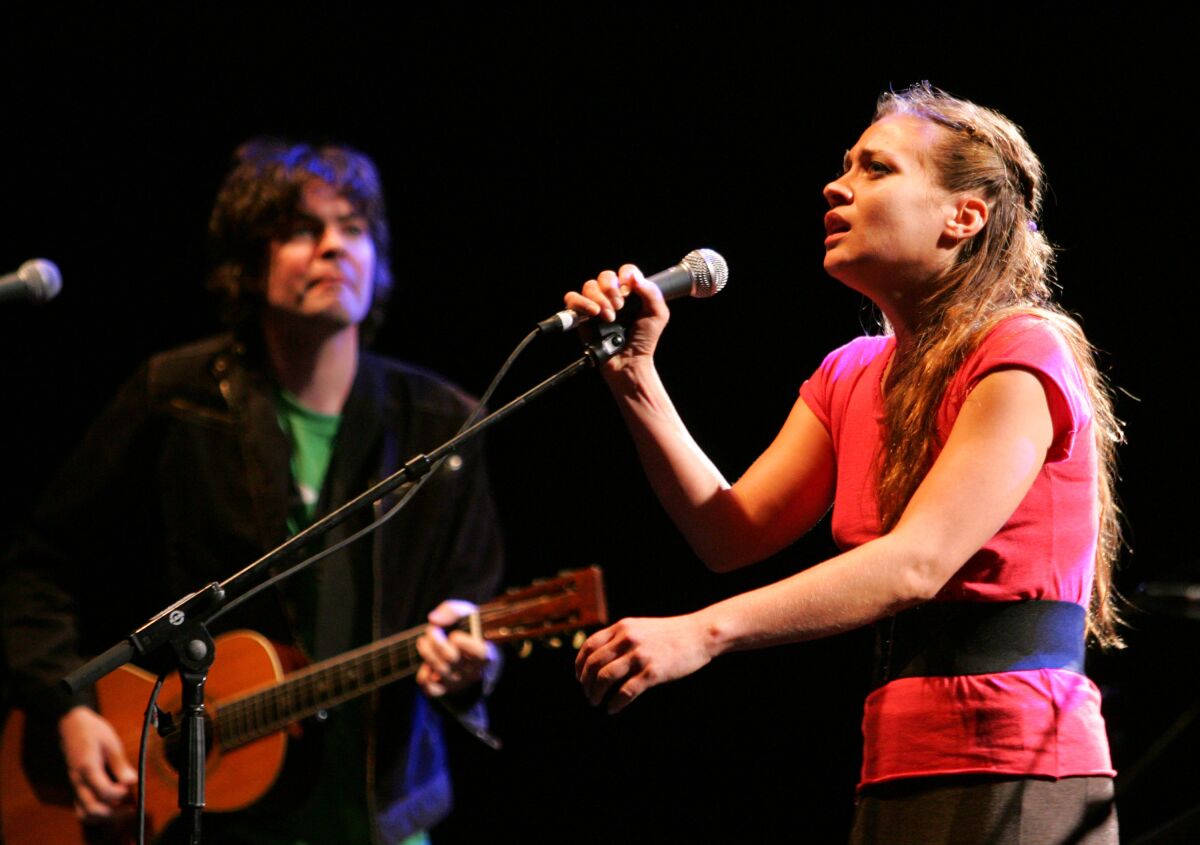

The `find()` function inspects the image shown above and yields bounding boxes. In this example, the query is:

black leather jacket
[0,335,504,842]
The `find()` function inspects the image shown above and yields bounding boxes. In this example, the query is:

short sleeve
[956,316,1092,463]
[800,361,833,432]
[800,335,892,436]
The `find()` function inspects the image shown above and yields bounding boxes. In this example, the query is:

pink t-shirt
[799,315,1114,787]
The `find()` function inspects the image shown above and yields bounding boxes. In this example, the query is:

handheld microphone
[0,259,63,305]
[538,248,728,334]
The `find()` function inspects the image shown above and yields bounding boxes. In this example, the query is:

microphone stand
[61,324,629,844]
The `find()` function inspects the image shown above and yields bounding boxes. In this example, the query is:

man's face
[264,180,376,331]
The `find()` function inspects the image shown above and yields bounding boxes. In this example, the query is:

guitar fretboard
[215,628,423,749]
[207,575,598,750]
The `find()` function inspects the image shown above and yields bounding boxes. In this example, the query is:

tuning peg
[547,637,562,649]
[518,640,533,659]
[572,630,586,650]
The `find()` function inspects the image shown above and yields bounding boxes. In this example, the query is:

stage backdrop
[2,7,1193,842]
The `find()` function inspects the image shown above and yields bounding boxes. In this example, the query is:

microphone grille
[681,249,728,298]
[19,258,63,302]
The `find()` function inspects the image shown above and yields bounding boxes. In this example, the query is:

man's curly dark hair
[207,138,393,342]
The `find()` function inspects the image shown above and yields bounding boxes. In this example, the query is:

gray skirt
[849,775,1117,845]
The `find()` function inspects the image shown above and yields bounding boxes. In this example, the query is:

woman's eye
[868,161,891,175]
[344,224,365,237]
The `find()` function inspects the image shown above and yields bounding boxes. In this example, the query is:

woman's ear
[945,196,989,240]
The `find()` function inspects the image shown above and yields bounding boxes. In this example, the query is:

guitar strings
[214,590,582,747]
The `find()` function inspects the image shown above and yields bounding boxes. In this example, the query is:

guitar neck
[210,566,606,750]
[215,626,425,749]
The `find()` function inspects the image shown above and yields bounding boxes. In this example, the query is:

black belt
[872,600,1086,689]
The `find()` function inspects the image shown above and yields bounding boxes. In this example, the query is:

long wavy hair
[873,84,1124,648]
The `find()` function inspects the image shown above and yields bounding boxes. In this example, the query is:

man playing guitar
[0,139,504,845]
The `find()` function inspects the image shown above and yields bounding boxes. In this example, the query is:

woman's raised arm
[567,264,836,571]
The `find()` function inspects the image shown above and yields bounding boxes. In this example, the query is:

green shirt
[208,389,381,845]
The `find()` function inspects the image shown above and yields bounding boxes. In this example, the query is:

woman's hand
[575,614,718,714]
[564,264,670,372]
[416,600,499,698]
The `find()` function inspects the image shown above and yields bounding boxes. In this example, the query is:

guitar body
[0,567,606,845]
[1,630,291,845]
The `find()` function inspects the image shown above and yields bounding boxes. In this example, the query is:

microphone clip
[577,292,649,366]
[579,318,628,367]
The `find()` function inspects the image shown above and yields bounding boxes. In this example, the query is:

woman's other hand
[575,614,717,714]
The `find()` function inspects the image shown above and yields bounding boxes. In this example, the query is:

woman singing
[571,84,1122,844]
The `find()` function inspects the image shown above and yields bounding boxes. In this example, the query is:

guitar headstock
[480,567,607,646]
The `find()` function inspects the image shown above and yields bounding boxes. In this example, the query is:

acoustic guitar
[0,567,606,844]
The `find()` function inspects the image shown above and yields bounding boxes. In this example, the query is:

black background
[2,6,1196,843]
